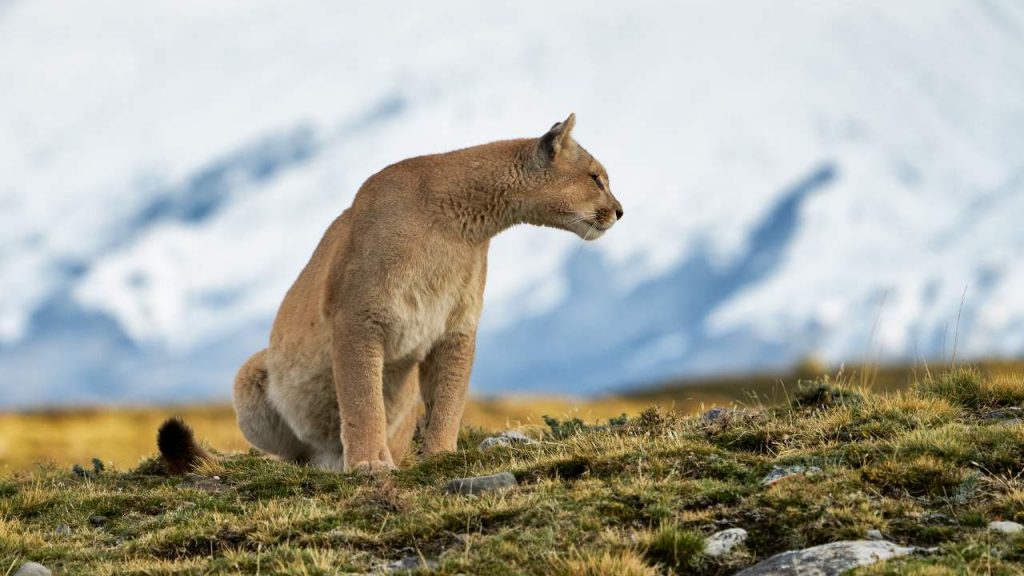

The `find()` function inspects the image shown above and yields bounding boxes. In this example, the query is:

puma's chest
[383,273,483,363]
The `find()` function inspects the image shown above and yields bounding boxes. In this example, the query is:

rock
[181,473,225,492]
[444,472,518,495]
[704,528,748,557]
[988,521,1024,534]
[865,529,884,540]
[735,540,922,576]
[13,563,52,576]
[702,407,732,422]
[761,465,822,486]
[478,431,537,451]
[923,512,952,525]
[982,407,1023,421]
[54,523,71,536]
[761,466,802,485]
[88,515,108,527]
[386,556,438,572]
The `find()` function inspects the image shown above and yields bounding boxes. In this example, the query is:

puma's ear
[538,113,577,161]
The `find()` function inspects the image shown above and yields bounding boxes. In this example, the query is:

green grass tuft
[917,366,1024,410]
[792,378,864,409]
[642,524,706,571]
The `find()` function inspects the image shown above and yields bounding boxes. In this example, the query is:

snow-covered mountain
[2,1,1023,406]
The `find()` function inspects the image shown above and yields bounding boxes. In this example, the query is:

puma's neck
[423,139,539,244]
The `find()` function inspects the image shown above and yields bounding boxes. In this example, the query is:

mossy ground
[2,367,1024,574]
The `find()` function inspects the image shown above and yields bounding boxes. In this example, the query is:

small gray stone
[988,520,1024,534]
[865,529,884,540]
[702,407,732,422]
[444,472,517,495]
[14,563,52,576]
[88,515,108,527]
[181,473,225,492]
[54,523,71,536]
[761,465,821,486]
[982,407,1023,421]
[923,512,951,525]
[735,540,920,576]
[478,431,537,451]
[704,528,747,557]
[386,556,438,572]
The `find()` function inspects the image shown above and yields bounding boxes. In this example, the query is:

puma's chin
[568,219,612,241]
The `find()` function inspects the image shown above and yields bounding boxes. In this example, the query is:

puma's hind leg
[233,349,314,464]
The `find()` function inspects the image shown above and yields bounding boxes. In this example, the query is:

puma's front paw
[346,459,397,474]
[343,448,396,474]
[420,438,458,458]
[420,445,456,459]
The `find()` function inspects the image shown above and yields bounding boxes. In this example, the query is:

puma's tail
[157,417,213,474]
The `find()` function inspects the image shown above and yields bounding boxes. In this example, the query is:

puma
[158,114,622,473]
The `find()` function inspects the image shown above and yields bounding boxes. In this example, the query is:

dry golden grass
[4,360,1021,472]
[0,405,248,472]
[0,395,705,471]
[553,549,660,576]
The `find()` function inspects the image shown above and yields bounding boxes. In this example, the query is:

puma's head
[522,113,623,241]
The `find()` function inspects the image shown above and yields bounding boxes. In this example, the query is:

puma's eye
[591,174,604,190]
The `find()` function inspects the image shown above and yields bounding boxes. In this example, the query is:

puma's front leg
[420,331,476,456]
[331,317,395,473]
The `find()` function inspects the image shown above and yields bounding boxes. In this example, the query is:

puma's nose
[615,208,624,221]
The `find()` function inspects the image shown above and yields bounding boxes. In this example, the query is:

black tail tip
[157,417,207,474]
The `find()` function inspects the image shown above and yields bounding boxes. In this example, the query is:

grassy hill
[5,359,1024,471]
[2,366,1024,574]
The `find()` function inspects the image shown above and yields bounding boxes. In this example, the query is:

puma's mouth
[569,217,613,241]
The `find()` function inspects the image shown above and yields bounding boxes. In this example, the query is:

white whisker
[583,222,596,241]
[565,212,598,227]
